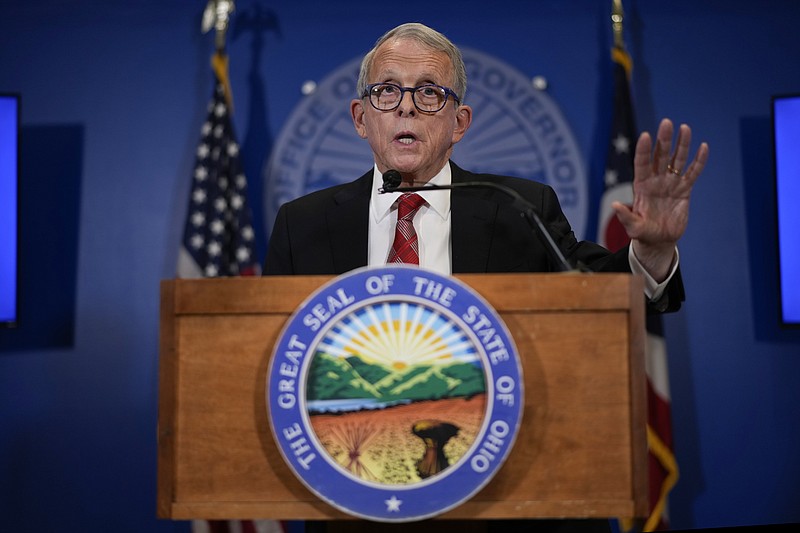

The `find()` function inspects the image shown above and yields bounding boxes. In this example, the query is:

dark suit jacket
[265,162,684,311]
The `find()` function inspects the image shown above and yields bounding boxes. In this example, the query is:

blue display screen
[774,94,800,326]
[0,94,18,326]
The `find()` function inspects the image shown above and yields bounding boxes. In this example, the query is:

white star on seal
[385,495,402,512]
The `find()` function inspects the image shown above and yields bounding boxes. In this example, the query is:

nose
[395,88,416,116]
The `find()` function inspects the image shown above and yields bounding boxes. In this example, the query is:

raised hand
[612,118,709,281]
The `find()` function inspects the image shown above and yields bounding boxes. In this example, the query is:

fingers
[670,124,692,173]
[611,200,638,234]
[636,118,708,190]
[646,118,707,175]
[653,118,674,176]
[683,141,710,184]
[634,131,653,180]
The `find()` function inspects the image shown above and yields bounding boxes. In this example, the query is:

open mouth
[395,132,417,145]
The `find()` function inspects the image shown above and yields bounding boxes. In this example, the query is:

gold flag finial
[612,0,625,49]
[201,1,236,107]
[202,0,236,53]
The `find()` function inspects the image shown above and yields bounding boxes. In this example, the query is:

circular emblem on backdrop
[263,47,587,239]
[267,266,523,522]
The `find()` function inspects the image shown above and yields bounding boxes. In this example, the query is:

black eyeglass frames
[363,83,460,113]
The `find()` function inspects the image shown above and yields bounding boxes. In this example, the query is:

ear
[451,104,473,144]
[350,99,368,139]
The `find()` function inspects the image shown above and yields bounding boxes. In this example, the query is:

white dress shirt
[369,163,452,275]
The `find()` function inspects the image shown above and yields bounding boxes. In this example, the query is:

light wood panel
[158,273,647,520]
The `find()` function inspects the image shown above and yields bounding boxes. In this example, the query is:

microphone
[381,169,403,192]
[379,169,577,272]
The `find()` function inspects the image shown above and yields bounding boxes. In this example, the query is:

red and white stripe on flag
[643,319,678,531]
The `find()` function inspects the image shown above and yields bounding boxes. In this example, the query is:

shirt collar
[371,163,452,223]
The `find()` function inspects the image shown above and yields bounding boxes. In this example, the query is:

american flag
[178,53,260,279]
[182,51,282,533]
[597,44,678,532]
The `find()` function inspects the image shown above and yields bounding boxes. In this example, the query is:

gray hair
[356,23,467,104]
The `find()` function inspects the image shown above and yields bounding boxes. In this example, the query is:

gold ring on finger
[666,164,682,176]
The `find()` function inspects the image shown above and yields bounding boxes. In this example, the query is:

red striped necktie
[387,193,426,264]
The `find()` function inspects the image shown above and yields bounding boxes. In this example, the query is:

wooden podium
[157,273,647,521]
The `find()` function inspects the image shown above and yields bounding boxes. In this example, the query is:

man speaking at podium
[265,22,708,316]
[263,22,708,531]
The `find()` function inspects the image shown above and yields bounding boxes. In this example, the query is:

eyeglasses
[363,83,460,113]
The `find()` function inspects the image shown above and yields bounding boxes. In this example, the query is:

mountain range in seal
[307,352,486,403]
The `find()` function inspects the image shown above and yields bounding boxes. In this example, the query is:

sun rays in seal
[316,301,478,371]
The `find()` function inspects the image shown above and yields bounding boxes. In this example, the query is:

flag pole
[202,0,235,53]
[611,0,632,79]
[202,0,236,108]
[612,0,625,49]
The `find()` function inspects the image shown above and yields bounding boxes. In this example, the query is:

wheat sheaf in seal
[267,265,524,522]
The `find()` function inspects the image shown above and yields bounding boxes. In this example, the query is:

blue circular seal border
[267,266,523,522]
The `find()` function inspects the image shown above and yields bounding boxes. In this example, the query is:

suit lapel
[450,163,499,273]
[327,171,372,273]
